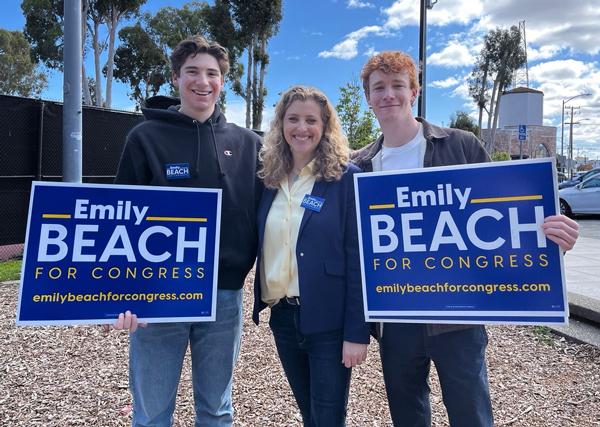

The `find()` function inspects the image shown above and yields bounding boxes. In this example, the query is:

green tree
[22,0,146,107]
[146,2,209,52]
[203,0,243,84]
[230,0,282,130]
[467,53,491,137]
[96,0,147,108]
[449,111,480,136]
[22,0,64,69]
[336,80,379,150]
[491,151,510,161]
[22,0,92,102]
[0,29,47,97]
[468,26,526,149]
[112,23,169,109]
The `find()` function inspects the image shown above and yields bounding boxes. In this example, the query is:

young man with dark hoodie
[352,51,579,427]
[113,35,261,427]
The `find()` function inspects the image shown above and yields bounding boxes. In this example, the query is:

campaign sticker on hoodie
[165,163,190,179]
[301,194,325,212]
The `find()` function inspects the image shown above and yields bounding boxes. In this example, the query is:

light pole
[561,92,591,173]
[63,0,82,183]
[417,0,438,119]
[568,113,589,178]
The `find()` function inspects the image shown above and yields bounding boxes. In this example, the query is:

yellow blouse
[260,161,316,305]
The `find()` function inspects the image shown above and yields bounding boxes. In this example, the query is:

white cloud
[428,41,475,68]
[319,38,360,60]
[363,46,378,57]
[318,26,386,59]
[477,0,600,55]
[430,77,459,88]
[450,81,470,100]
[302,29,324,37]
[527,45,562,62]
[529,59,597,86]
[320,0,483,61]
[382,0,419,28]
[347,0,374,9]
[384,0,483,30]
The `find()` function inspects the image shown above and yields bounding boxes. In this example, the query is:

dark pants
[379,323,493,427]
[269,300,351,427]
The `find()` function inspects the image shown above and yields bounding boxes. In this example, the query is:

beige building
[480,87,557,159]
[481,125,556,159]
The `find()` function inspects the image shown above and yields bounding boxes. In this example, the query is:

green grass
[533,326,556,347]
[0,259,22,282]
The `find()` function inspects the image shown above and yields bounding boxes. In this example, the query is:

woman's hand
[541,214,579,251]
[342,341,368,368]
[103,310,147,333]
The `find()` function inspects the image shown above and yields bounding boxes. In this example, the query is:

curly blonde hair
[258,86,350,189]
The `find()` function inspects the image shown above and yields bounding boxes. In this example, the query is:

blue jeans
[379,324,493,427]
[129,289,243,427]
[269,300,351,427]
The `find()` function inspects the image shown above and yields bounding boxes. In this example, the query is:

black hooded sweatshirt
[115,96,261,290]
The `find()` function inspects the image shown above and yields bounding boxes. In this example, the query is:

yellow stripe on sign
[470,195,543,204]
[369,204,396,210]
[42,214,71,219]
[146,216,207,222]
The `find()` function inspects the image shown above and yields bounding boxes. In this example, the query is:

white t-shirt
[381,123,426,171]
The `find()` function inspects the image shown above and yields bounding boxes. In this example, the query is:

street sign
[518,124,527,141]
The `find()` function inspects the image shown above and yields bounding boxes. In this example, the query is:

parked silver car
[558,167,600,189]
[559,172,600,216]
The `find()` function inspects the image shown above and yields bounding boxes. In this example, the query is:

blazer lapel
[298,180,330,237]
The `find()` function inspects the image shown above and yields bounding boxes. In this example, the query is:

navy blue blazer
[252,164,370,344]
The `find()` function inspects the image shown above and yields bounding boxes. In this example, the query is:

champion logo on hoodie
[165,163,191,179]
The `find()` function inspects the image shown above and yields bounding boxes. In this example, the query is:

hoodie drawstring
[193,119,225,179]
[209,119,225,178]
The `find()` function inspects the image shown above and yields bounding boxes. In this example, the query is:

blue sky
[2,0,599,159]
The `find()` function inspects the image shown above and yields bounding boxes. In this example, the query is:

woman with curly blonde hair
[252,85,370,426]
[258,86,350,188]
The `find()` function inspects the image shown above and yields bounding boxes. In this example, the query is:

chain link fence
[0,94,143,262]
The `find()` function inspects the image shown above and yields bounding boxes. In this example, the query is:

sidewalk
[553,236,600,347]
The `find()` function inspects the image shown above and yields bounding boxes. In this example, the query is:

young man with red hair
[353,51,579,427]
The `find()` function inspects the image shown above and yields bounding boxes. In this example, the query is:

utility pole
[417,0,438,119]
[568,106,574,179]
[63,0,82,183]
[561,92,591,174]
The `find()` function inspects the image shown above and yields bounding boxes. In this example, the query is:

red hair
[361,51,420,99]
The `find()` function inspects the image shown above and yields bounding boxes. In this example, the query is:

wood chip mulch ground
[1,271,599,426]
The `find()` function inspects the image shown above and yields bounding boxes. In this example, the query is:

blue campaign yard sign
[519,124,527,141]
[354,158,567,325]
[16,182,221,326]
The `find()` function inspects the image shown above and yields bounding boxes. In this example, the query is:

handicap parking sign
[518,125,527,141]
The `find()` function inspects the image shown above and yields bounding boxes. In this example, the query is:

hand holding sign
[541,214,579,251]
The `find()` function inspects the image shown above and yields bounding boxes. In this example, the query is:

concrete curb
[568,292,600,325]
[549,317,600,348]
[0,280,19,286]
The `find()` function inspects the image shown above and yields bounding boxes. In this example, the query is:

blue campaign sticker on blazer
[165,163,190,179]
[301,194,325,212]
